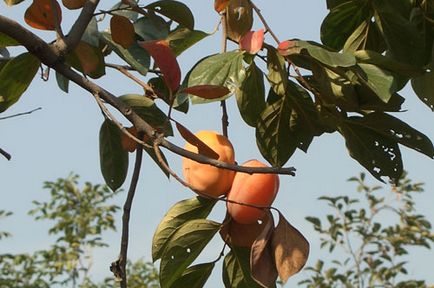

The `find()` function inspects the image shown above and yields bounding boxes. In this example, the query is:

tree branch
[220,13,229,137]
[56,0,100,53]
[0,107,42,120]
[117,145,143,288]
[0,15,296,177]
[0,148,11,161]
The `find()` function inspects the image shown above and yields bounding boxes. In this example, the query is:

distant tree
[0,175,158,288]
[300,173,434,288]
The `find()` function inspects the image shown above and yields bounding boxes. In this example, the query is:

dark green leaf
[321,1,371,50]
[339,119,403,183]
[99,120,129,191]
[222,248,263,288]
[152,197,216,261]
[134,14,170,41]
[256,89,295,167]
[100,32,150,76]
[266,44,288,96]
[170,262,214,288]
[55,71,69,93]
[0,32,19,47]
[118,94,173,136]
[236,61,266,127]
[373,0,428,66]
[146,0,194,30]
[349,112,434,159]
[226,0,253,41]
[411,48,434,111]
[167,27,209,56]
[186,51,245,104]
[0,52,40,113]
[159,219,221,288]
[356,63,397,103]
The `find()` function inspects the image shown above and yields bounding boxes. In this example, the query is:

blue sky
[1,1,433,286]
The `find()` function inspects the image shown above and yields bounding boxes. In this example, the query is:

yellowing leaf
[271,212,309,284]
[24,0,62,31]
[110,15,135,49]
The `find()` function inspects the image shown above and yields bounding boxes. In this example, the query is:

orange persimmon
[182,130,235,197]
[227,159,279,224]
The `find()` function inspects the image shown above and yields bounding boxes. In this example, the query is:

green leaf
[159,219,221,288]
[298,41,357,68]
[149,77,189,113]
[372,0,428,66]
[339,119,403,183]
[355,63,397,103]
[321,0,371,50]
[146,0,194,30]
[0,32,19,47]
[152,197,216,261]
[169,262,215,288]
[235,61,266,127]
[186,51,245,104]
[99,120,129,191]
[100,32,150,76]
[349,112,434,159]
[134,14,170,41]
[222,248,263,288]
[411,48,434,111]
[118,94,173,136]
[266,44,288,96]
[55,71,69,93]
[167,27,209,56]
[0,52,40,113]
[256,89,295,167]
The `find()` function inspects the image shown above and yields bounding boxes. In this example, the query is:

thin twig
[220,13,229,137]
[0,148,11,161]
[114,145,143,288]
[105,63,157,96]
[0,107,42,120]
[249,0,280,44]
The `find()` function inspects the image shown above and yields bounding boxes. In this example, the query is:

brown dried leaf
[226,0,253,41]
[62,0,85,10]
[250,212,278,288]
[271,212,309,284]
[110,15,135,49]
[214,0,230,13]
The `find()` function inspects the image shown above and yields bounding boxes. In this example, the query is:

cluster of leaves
[150,196,309,288]
[300,172,434,288]
[0,174,157,288]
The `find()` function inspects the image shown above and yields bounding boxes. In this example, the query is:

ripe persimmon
[182,130,235,197]
[227,159,279,224]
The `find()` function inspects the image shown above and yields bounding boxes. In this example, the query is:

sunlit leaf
[271,212,309,284]
[140,40,181,93]
[186,51,245,104]
[159,219,221,288]
[0,52,40,113]
[152,197,216,261]
[99,120,129,191]
[239,29,264,55]
[24,0,62,31]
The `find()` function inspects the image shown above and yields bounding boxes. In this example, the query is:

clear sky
[1,1,433,287]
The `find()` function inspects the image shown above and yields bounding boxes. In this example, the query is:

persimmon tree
[0,0,433,287]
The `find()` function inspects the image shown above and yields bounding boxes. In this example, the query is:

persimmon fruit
[227,159,279,224]
[182,130,235,197]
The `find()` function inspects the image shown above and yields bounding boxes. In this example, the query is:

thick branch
[0,15,296,177]
[57,0,100,53]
